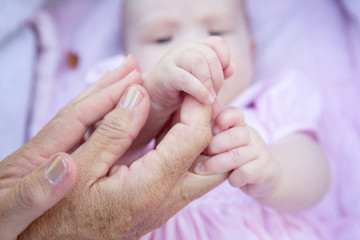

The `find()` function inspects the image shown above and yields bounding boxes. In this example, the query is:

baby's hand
[144,36,233,110]
[195,107,281,199]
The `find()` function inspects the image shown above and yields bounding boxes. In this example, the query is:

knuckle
[240,164,253,181]
[96,113,133,145]
[56,103,78,123]
[208,52,220,66]
[201,76,213,91]
[56,103,84,130]
[246,126,259,143]
[56,104,73,119]
[228,149,241,164]
[191,52,207,66]
[182,48,196,61]
[57,100,95,130]
[18,176,45,209]
[182,49,207,68]
[193,124,212,150]
[242,162,262,185]
[238,127,250,144]
[178,70,191,86]
[229,128,242,145]
[177,122,211,156]
[229,168,246,187]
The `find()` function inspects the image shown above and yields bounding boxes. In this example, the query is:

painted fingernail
[194,163,205,174]
[119,86,143,109]
[45,156,67,185]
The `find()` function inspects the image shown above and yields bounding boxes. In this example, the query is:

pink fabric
[247,0,360,238]
[28,0,124,138]
[230,70,323,146]
[140,70,325,240]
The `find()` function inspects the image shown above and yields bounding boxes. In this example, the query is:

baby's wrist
[150,100,178,117]
[253,157,284,207]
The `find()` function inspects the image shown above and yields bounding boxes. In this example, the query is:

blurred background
[0,0,359,239]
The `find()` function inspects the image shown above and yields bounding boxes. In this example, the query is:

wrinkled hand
[0,56,143,240]
[15,62,226,239]
[195,107,281,199]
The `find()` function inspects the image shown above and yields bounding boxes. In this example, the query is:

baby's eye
[155,37,172,44]
[209,31,224,37]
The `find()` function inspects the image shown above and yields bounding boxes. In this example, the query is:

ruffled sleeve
[254,70,323,145]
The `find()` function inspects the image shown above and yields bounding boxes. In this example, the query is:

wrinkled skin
[12,57,226,240]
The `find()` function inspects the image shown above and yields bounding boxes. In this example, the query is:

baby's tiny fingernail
[212,126,221,135]
[210,89,217,103]
[208,94,216,104]
[194,163,205,174]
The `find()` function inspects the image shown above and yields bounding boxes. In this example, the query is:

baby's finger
[191,41,225,93]
[172,64,214,105]
[194,146,256,175]
[214,107,246,131]
[203,36,231,74]
[228,160,263,188]
[224,62,236,79]
[207,127,250,155]
[211,99,222,120]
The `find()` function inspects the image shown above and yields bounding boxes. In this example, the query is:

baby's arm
[195,107,330,212]
[263,133,330,211]
[128,37,233,152]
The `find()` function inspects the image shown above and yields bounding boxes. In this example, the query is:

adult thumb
[0,153,77,240]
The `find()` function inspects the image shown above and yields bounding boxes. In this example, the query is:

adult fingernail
[45,156,67,185]
[125,54,133,60]
[119,85,143,109]
[194,163,205,174]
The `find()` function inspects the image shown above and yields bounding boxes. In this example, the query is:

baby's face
[123,0,254,106]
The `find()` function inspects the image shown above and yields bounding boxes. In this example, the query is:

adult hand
[0,55,142,240]
[14,57,226,239]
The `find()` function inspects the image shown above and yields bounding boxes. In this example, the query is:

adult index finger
[131,95,212,193]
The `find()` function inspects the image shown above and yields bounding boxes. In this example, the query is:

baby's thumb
[0,153,77,240]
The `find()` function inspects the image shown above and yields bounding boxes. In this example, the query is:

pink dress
[247,1,360,238]
[139,70,326,240]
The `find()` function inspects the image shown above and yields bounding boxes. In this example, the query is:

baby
[98,0,331,238]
